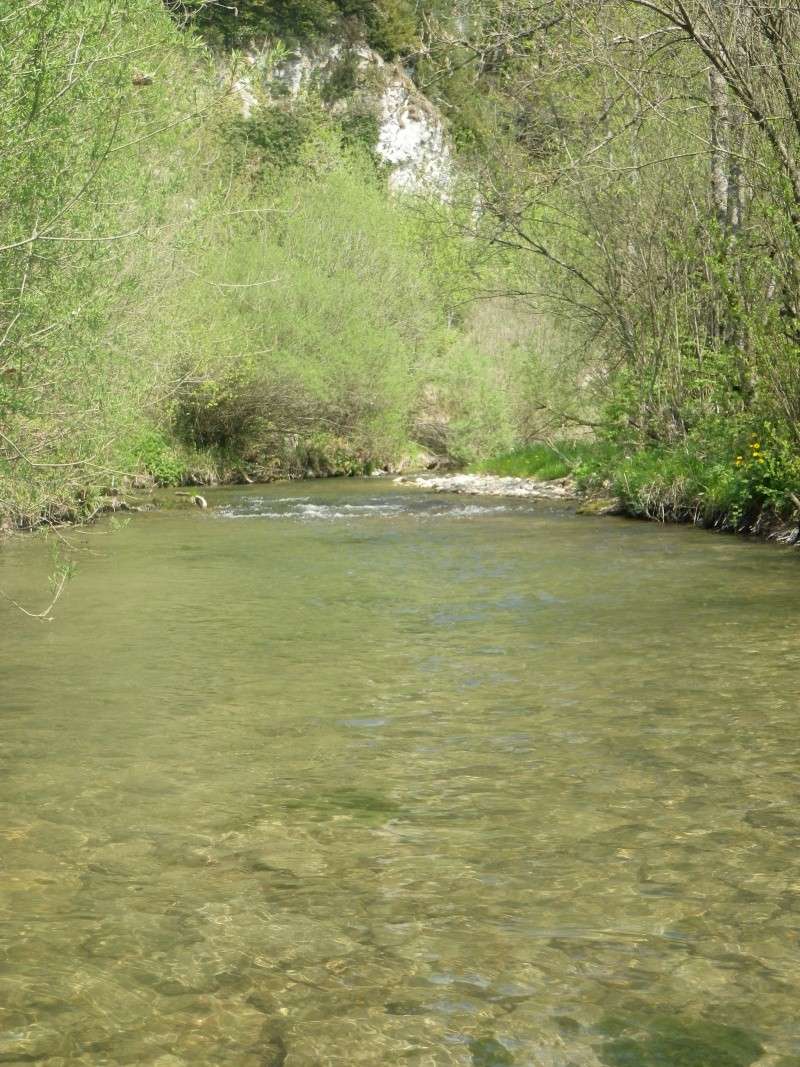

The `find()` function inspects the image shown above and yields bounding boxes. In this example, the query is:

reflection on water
[1,479,799,1065]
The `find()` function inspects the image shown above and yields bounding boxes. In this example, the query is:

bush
[562,423,800,530]
[174,374,328,457]
[118,429,187,485]
[172,0,339,45]
[173,0,419,56]
[0,0,223,522]
[230,106,318,168]
[159,153,434,463]
[0,0,553,527]
[340,110,381,154]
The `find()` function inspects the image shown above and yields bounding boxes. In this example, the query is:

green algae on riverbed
[1,478,799,1065]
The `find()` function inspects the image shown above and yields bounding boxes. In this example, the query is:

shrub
[172,0,419,56]
[174,374,327,457]
[230,106,318,168]
[172,0,339,45]
[340,110,381,154]
[159,153,433,463]
[118,429,187,485]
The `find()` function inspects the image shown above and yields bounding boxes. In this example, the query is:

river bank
[4,445,800,551]
[398,468,800,546]
[474,440,800,545]
[0,463,577,542]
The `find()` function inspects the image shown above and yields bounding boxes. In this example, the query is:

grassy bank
[477,431,800,536]
[473,442,605,482]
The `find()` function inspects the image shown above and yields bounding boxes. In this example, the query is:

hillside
[3,0,800,536]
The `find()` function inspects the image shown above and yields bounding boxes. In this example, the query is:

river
[1,478,798,1065]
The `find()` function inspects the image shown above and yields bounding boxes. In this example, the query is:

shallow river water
[1,478,799,1066]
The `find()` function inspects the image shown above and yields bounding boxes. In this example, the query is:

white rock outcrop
[377,81,453,196]
[231,40,454,198]
[231,74,258,119]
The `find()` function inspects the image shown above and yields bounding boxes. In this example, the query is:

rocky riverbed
[395,472,578,500]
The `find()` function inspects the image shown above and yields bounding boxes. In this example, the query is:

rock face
[376,79,453,195]
[230,41,454,198]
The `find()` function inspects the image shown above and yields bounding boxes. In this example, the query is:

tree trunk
[708,63,730,230]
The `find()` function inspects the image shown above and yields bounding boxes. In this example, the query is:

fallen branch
[0,569,68,621]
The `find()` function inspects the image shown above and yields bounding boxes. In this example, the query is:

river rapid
[1,478,799,1066]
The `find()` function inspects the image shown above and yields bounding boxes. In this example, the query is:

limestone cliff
[230,40,454,197]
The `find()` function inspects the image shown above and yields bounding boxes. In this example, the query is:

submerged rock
[577,496,625,516]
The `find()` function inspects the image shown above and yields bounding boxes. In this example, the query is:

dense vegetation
[426,1,800,532]
[172,0,421,56]
[3,0,800,535]
[0,0,529,528]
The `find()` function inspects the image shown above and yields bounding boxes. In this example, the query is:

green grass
[473,441,608,481]
[604,434,800,530]
[473,433,800,534]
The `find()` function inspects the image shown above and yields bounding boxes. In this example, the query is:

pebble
[395,473,577,500]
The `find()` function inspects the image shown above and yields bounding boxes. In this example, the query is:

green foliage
[231,104,319,167]
[356,0,418,57]
[415,339,521,463]
[0,0,542,529]
[0,0,219,525]
[475,441,602,481]
[725,429,800,522]
[174,0,340,44]
[426,0,800,534]
[566,422,800,529]
[117,429,186,486]
[161,133,530,473]
[176,0,419,56]
[165,154,440,463]
[339,110,381,154]
[473,427,800,532]
[321,53,361,101]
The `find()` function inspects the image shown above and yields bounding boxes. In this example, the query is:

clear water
[1,478,799,1066]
